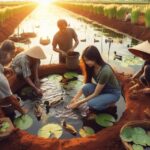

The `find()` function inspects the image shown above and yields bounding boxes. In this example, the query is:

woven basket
[120,120,150,150]
[66,51,80,70]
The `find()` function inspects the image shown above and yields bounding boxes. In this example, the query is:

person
[0,40,26,117]
[52,19,79,64]
[67,46,121,113]
[124,12,131,22]
[11,46,46,97]
[129,41,150,95]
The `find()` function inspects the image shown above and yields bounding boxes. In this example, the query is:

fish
[34,102,43,120]
[61,120,77,135]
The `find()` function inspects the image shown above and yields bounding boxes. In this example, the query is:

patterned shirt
[11,53,31,78]
[0,64,12,100]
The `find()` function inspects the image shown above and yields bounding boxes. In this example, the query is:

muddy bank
[0,64,149,150]
[0,5,37,43]
[56,4,150,41]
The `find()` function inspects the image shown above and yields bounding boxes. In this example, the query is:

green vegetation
[145,7,150,27]
[131,8,141,24]
[56,2,150,28]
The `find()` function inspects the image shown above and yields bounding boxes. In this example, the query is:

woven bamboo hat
[128,41,150,59]
[25,46,46,59]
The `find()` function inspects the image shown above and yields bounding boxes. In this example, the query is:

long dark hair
[81,45,106,83]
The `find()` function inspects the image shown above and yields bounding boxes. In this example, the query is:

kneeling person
[11,46,46,96]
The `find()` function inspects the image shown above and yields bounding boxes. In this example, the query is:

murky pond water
[10,4,144,139]
[12,4,143,74]
[14,72,125,139]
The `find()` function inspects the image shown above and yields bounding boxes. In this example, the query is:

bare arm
[132,67,144,79]
[68,84,105,109]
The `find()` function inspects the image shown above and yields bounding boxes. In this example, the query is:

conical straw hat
[128,41,150,59]
[25,46,46,59]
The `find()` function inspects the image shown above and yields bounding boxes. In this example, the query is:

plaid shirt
[11,53,31,78]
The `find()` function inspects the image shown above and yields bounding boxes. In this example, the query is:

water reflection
[12,4,143,74]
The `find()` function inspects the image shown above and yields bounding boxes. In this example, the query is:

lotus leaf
[38,124,63,139]
[79,126,95,137]
[64,72,78,79]
[95,113,116,127]
[48,74,62,82]
[132,144,144,150]
[120,127,134,142]
[14,115,33,130]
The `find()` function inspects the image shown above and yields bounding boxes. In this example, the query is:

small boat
[40,37,50,46]
[80,39,86,42]
[20,32,37,38]
[9,34,31,44]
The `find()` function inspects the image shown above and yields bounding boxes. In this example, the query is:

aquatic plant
[79,126,95,137]
[145,7,150,28]
[93,4,104,15]
[116,5,132,20]
[104,5,117,19]
[95,113,116,127]
[131,8,140,24]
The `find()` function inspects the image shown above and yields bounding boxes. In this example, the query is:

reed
[131,7,140,24]
[145,7,150,28]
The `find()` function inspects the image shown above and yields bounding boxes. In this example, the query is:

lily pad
[79,126,95,137]
[64,72,78,79]
[14,115,33,130]
[132,144,144,150]
[48,74,62,82]
[38,124,63,139]
[0,122,10,132]
[120,127,134,142]
[132,134,148,146]
[95,113,116,127]
[21,87,33,96]
[133,127,146,135]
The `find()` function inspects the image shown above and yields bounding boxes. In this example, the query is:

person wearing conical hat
[52,19,79,64]
[0,40,26,118]
[129,40,150,95]
[11,46,46,96]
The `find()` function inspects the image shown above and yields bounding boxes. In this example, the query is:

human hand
[34,79,41,88]
[67,101,81,109]
[61,51,67,57]
[35,88,43,97]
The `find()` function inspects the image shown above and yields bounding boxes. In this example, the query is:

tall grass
[145,7,150,28]
[116,5,132,20]
[131,8,140,24]
[104,5,117,19]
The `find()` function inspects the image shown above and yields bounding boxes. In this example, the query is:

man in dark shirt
[52,19,79,63]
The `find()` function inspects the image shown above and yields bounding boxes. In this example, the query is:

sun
[33,0,54,5]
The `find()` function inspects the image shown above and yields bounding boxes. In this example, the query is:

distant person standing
[52,19,79,64]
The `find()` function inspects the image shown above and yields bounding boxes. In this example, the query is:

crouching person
[11,46,46,97]
[0,40,26,119]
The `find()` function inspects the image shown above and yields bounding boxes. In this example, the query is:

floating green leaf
[64,72,78,79]
[120,127,134,142]
[0,122,10,132]
[48,74,62,82]
[38,124,63,139]
[132,134,147,146]
[79,126,95,137]
[95,113,116,127]
[132,144,144,150]
[14,115,33,130]
[133,127,146,135]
